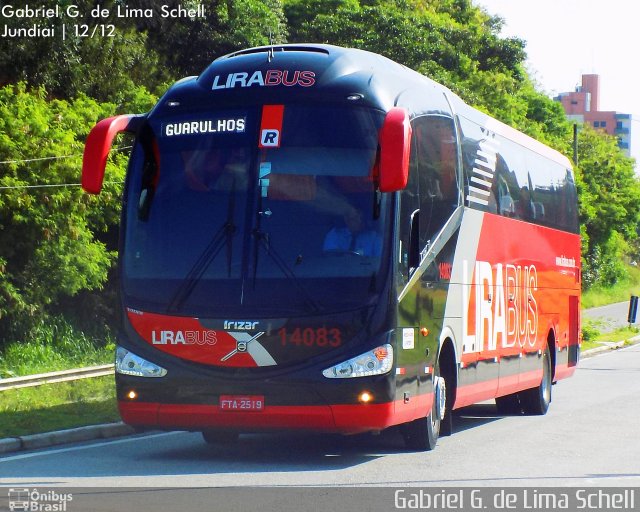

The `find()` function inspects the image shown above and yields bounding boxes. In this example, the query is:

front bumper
[118,399,426,434]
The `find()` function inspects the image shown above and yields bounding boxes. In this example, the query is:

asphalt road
[1,346,639,490]
[582,300,636,332]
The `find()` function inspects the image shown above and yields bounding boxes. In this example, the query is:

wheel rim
[430,369,445,436]
[541,350,551,404]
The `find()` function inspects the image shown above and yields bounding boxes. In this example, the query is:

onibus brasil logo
[8,488,73,511]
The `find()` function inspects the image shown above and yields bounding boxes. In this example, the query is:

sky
[474,0,640,169]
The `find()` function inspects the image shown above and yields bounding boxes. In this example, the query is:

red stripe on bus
[259,104,284,148]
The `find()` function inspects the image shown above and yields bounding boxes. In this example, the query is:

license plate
[219,395,264,412]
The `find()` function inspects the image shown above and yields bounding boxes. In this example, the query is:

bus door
[396,137,421,417]
[413,114,459,406]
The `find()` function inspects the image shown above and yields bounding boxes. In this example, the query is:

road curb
[581,334,640,358]
[0,422,135,455]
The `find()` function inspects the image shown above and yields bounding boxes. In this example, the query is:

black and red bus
[82,44,580,450]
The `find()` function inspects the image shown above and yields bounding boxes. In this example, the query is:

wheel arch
[547,327,557,381]
[437,328,458,409]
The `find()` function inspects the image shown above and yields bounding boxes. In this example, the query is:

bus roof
[153,43,571,169]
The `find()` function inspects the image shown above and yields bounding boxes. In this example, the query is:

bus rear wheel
[401,366,445,451]
[520,345,552,415]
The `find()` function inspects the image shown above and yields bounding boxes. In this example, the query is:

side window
[398,129,421,286]
[525,155,579,232]
[495,136,527,220]
[559,168,579,233]
[413,115,458,247]
[523,152,551,225]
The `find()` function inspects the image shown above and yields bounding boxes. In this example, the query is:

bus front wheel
[401,365,445,451]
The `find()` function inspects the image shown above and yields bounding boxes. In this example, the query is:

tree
[0,83,155,342]
[0,1,165,104]
[575,125,640,287]
[0,0,289,103]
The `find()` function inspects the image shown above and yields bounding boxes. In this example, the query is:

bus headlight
[116,346,167,378]
[322,344,393,378]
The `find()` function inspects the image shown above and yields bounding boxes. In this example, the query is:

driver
[323,207,382,257]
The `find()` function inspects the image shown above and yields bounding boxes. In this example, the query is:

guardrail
[0,364,115,392]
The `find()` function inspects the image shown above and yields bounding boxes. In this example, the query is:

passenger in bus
[184,147,249,191]
[323,207,382,257]
[183,149,223,191]
[213,147,249,191]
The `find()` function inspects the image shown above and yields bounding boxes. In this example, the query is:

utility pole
[573,123,579,166]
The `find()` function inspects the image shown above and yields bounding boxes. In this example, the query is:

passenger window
[398,133,421,285]
[413,115,458,247]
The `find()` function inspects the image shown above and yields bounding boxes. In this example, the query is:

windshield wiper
[251,228,322,314]
[167,181,238,313]
[166,220,236,313]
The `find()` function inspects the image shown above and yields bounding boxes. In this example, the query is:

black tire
[495,393,522,415]
[520,345,552,415]
[401,365,443,451]
[202,429,240,444]
[440,405,454,437]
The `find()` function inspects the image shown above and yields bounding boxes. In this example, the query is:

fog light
[127,390,138,400]
[358,391,373,403]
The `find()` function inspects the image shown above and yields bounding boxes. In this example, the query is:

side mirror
[378,107,412,192]
[82,114,143,194]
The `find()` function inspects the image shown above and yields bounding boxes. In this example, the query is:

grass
[0,376,119,438]
[0,317,114,378]
[581,319,640,351]
[0,317,119,439]
[582,264,640,309]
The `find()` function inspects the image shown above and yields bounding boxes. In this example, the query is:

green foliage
[0,1,165,105]
[0,316,114,378]
[575,125,640,288]
[581,263,640,309]
[0,376,118,438]
[0,83,133,341]
[0,0,288,103]
[286,0,526,89]
[580,319,601,343]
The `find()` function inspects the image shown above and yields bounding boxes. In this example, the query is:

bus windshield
[122,104,390,317]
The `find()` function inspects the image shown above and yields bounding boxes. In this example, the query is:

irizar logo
[152,330,217,345]
[462,260,538,354]
[223,320,259,330]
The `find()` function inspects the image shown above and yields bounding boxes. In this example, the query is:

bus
[82,44,580,451]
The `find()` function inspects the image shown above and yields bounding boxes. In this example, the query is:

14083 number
[278,327,342,348]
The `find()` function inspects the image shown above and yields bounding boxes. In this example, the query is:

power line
[0,181,124,191]
[0,145,132,166]
[0,153,82,165]
[0,145,132,190]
